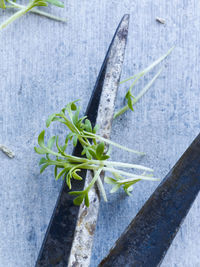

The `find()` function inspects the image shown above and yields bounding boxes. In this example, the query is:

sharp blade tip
[122,14,130,20]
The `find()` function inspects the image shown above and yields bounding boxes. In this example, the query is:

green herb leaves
[0,0,6,9]
[0,0,66,31]
[35,100,158,207]
[45,0,64,8]
[125,90,136,111]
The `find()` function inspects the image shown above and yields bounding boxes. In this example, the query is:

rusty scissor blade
[99,133,200,267]
[67,14,130,267]
[35,14,129,267]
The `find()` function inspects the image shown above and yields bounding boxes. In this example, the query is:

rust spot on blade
[117,27,128,41]
[85,222,96,236]
[77,209,87,226]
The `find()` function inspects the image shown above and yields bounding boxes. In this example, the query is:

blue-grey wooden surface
[0,1,200,266]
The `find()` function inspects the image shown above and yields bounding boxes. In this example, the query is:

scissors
[35,14,130,267]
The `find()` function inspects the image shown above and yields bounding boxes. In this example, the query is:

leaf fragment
[45,0,64,8]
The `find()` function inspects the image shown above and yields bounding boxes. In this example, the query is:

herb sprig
[114,47,174,119]
[0,0,66,30]
[35,100,158,206]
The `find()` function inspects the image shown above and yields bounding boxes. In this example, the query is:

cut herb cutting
[34,47,173,207]
[114,47,174,118]
[34,100,159,207]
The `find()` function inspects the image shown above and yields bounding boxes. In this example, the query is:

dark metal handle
[99,133,200,267]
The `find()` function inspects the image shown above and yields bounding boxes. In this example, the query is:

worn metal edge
[67,14,130,267]
[99,133,200,267]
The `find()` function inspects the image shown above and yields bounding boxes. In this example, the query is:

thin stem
[86,168,103,192]
[78,136,89,147]
[45,160,67,167]
[135,68,162,102]
[117,177,159,183]
[82,131,144,155]
[102,167,159,181]
[87,159,153,172]
[102,160,153,171]
[59,157,154,176]
[96,174,108,202]
[120,47,174,84]
[113,105,129,119]
[0,5,30,30]
[80,164,158,181]
[28,8,66,22]
[6,0,66,22]
[114,68,163,119]
[61,114,80,135]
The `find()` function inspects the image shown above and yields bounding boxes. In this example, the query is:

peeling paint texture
[0,1,200,267]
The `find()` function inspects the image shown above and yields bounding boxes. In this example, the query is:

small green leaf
[55,168,67,181]
[34,147,47,154]
[100,155,110,160]
[40,164,49,173]
[127,97,134,111]
[81,147,86,155]
[71,102,77,111]
[73,135,78,147]
[39,157,47,165]
[60,143,68,152]
[52,117,66,124]
[65,132,74,143]
[87,148,97,159]
[84,119,92,132]
[72,107,80,125]
[33,0,48,7]
[38,130,45,147]
[0,0,6,9]
[47,136,56,149]
[110,184,121,193]
[93,124,99,133]
[123,184,133,196]
[66,173,72,189]
[73,194,84,206]
[56,136,66,155]
[86,150,92,160]
[45,0,64,8]
[104,177,117,185]
[84,192,89,207]
[96,142,104,158]
[77,116,87,125]
[72,169,82,180]
[46,113,56,127]
[125,90,130,99]
[66,100,79,119]
[54,166,58,178]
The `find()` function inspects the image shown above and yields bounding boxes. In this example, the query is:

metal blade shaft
[99,133,200,267]
[68,14,130,267]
